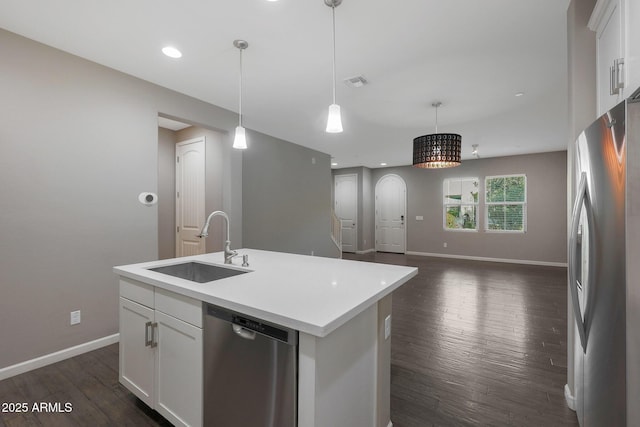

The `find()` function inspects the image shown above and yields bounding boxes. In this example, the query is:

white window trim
[484,174,527,233]
[443,177,480,232]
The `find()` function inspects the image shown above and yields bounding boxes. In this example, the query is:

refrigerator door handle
[569,172,591,352]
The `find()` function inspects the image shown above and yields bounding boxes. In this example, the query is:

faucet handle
[242,254,249,267]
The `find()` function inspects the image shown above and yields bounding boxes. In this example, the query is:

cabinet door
[154,310,203,427]
[625,0,640,95]
[597,0,624,115]
[119,297,155,407]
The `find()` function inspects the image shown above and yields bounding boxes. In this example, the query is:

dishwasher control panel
[233,315,290,343]
[206,303,298,345]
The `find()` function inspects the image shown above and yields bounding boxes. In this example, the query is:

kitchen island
[114,249,417,427]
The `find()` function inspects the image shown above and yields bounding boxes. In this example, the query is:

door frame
[375,174,407,253]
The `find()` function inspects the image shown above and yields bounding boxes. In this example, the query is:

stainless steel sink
[149,262,248,283]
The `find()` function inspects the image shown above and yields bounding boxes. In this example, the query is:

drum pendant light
[412,102,461,168]
[325,0,343,133]
[233,40,249,149]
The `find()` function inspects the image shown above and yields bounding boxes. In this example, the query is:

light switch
[416,216,424,221]
[70,310,81,325]
[384,315,391,340]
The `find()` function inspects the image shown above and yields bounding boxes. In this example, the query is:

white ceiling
[0,0,571,168]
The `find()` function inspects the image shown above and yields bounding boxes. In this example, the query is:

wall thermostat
[138,192,158,206]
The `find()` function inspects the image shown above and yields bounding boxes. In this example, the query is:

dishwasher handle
[232,324,256,340]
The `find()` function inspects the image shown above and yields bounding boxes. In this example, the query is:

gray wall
[242,131,339,258]
[361,167,374,252]
[0,28,240,369]
[158,127,178,259]
[335,151,568,264]
[0,29,331,369]
[566,0,597,401]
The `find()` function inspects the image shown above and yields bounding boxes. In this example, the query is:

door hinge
[177,226,180,233]
[176,156,180,163]
[177,191,180,198]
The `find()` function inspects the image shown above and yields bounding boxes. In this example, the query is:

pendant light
[233,40,249,149]
[325,0,343,133]
[412,102,461,168]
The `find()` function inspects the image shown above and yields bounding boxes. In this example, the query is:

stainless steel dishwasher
[204,303,297,427]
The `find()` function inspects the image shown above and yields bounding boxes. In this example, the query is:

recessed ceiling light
[331,162,338,166]
[515,92,525,97]
[380,162,387,166]
[162,46,182,59]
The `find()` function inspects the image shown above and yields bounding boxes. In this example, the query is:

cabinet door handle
[150,322,158,348]
[144,321,153,347]
[610,58,625,95]
[610,64,616,95]
[614,58,625,92]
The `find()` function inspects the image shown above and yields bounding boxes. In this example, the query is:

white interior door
[375,174,406,253]
[334,174,357,253]
[176,137,205,257]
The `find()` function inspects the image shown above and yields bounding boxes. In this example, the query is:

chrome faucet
[197,211,237,264]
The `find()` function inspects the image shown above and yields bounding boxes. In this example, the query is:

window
[443,178,479,231]
[485,174,526,232]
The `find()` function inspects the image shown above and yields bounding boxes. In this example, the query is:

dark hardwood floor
[343,252,578,427]
[0,344,171,427]
[0,253,578,426]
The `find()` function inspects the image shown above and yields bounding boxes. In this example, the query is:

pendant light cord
[435,104,438,134]
[238,47,243,127]
[331,3,337,105]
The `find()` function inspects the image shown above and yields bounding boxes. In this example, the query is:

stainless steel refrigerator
[569,88,640,426]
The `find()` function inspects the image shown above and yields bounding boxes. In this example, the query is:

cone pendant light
[325,0,343,133]
[233,40,249,149]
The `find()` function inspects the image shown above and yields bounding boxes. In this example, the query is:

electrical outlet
[416,215,424,221]
[384,315,391,340]
[311,250,314,256]
[443,242,448,248]
[70,310,81,325]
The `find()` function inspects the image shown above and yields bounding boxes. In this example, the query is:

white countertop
[114,249,417,337]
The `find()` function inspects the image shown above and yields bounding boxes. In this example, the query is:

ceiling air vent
[344,75,368,88]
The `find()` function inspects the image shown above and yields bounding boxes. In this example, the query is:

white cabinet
[119,297,155,406]
[590,0,640,116]
[119,279,203,427]
[626,0,640,94]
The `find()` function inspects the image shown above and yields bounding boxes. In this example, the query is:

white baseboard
[564,383,576,411]
[405,251,567,268]
[0,333,119,381]
[355,248,376,255]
